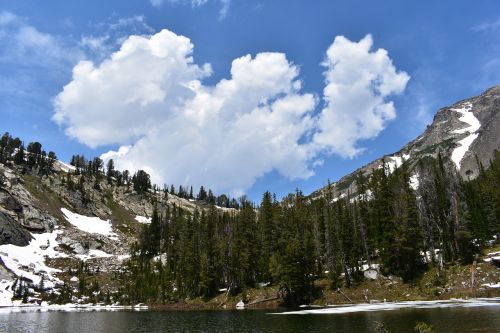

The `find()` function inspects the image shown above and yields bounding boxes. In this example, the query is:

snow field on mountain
[61,208,117,239]
[451,103,481,169]
[0,228,68,306]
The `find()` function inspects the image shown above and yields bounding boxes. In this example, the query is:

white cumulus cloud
[53,30,408,195]
[54,29,211,147]
[313,34,410,157]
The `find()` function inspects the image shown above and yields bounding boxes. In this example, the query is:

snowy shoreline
[0,303,148,314]
[275,297,500,315]
[2,297,500,314]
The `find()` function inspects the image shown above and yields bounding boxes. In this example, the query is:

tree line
[2,131,498,306]
[68,153,240,208]
[0,132,57,175]
[117,151,499,306]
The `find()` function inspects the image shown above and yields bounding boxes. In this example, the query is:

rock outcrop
[0,211,32,246]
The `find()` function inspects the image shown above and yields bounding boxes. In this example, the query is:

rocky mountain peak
[310,85,500,200]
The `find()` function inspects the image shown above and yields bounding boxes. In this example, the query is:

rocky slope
[0,159,233,306]
[310,85,500,200]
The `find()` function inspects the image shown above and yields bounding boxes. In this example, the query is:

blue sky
[0,0,499,201]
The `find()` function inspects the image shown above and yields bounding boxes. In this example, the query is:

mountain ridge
[310,85,500,200]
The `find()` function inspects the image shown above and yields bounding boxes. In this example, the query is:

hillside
[0,155,235,306]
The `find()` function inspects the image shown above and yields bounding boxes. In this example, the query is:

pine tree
[106,159,115,184]
[132,170,151,194]
[257,191,274,281]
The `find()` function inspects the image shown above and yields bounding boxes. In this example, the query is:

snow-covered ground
[482,283,500,289]
[450,103,481,169]
[75,249,114,261]
[54,160,76,173]
[0,228,68,306]
[0,208,130,306]
[386,154,410,174]
[0,303,148,313]
[134,215,152,224]
[275,297,500,315]
[61,208,117,239]
[332,193,346,203]
[376,153,410,175]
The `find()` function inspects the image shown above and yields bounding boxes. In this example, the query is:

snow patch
[275,297,500,315]
[75,249,114,261]
[380,153,410,175]
[409,174,419,190]
[450,103,481,169]
[0,280,15,307]
[0,229,68,305]
[332,193,346,203]
[61,208,117,239]
[483,254,500,263]
[0,303,149,313]
[482,283,500,289]
[55,160,76,173]
[134,215,151,224]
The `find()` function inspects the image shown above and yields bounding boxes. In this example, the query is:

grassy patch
[106,197,140,236]
[21,174,67,224]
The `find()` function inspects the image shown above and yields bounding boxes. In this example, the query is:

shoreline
[2,296,500,314]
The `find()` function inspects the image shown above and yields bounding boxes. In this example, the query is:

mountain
[0,86,499,307]
[310,85,500,201]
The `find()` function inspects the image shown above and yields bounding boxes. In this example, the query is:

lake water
[1,305,500,332]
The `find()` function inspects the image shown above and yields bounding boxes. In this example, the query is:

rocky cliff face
[310,85,500,200]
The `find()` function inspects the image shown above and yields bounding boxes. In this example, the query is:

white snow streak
[450,103,481,169]
[409,174,419,190]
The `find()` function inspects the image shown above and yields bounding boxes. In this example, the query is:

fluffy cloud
[54,29,211,147]
[54,30,408,195]
[313,34,410,157]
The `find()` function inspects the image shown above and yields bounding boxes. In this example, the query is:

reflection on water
[1,305,500,332]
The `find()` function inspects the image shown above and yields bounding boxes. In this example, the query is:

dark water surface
[1,306,500,333]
